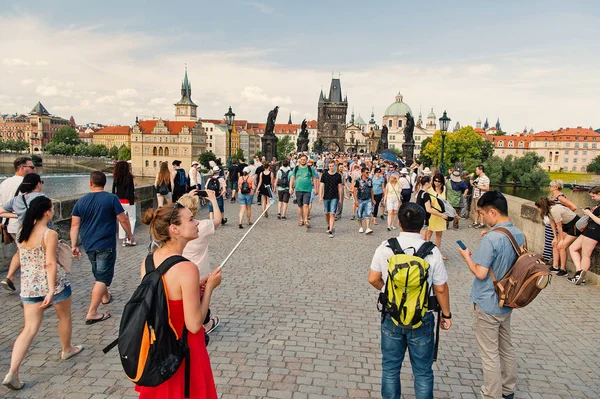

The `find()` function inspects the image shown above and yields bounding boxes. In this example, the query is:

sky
[1,0,600,133]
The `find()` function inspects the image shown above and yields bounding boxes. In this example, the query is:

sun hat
[450,170,462,183]
[212,165,220,173]
[400,167,408,175]
[423,167,432,176]
[192,161,199,166]
[243,166,251,174]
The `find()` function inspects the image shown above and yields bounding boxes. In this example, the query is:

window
[583,143,588,148]
[565,143,571,147]
[145,160,149,167]
[508,141,514,148]
[152,146,157,155]
[153,161,157,167]
[544,142,548,147]
[593,143,598,148]
[574,150,579,155]
[165,147,169,156]
[583,150,587,155]
[388,120,392,128]
[564,158,569,163]
[573,158,578,163]
[572,166,577,171]
[398,120,403,128]
[518,142,524,148]
[565,150,569,154]
[583,158,587,163]
[144,147,149,154]
[575,143,580,148]
[158,147,163,156]
[498,141,504,147]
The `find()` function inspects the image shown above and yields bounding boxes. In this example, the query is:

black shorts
[563,216,581,237]
[296,191,311,207]
[278,190,290,203]
[583,222,600,242]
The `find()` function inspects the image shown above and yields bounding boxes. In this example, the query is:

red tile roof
[95,126,131,135]
[137,120,196,135]
[532,127,600,141]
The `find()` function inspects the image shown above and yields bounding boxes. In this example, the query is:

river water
[0,165,154,198]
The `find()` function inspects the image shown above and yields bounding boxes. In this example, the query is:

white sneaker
[391,226,397,230]
[365,228,374,234]
[358,227,364,233]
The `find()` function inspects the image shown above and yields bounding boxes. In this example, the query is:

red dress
[136,300,217,399]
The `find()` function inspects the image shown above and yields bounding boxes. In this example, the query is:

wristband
[441,312,452,319]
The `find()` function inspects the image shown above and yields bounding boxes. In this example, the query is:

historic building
[93,125,131,148]
[130,70,207,177]
[0,102,70,153]
[317,77,348,152]
[382,92,437,156]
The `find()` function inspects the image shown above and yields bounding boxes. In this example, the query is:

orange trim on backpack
[161,275,180,340]
[130,322,150,383]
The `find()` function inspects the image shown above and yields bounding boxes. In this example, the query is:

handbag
[57,240,73,273]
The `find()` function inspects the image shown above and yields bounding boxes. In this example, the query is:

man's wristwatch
[441,312,452,319]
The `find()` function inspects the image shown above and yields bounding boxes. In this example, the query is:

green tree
[587,155,600,174]
[254,150,263,158]
[422,126,488,168]
[117,146,131,161]
[108,145,119,159]
[311,138,323,154]
[198,151,217,169]
[51,126,80,145]
[277,135,295,161]
[232,148,244,161]
[418,137,433,166]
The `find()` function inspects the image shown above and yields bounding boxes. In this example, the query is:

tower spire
[288,112,292,124]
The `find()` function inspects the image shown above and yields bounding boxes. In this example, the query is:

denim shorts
[231,181,239,190]
[323,198,339,214]
[21,284,72,305]
[208,197,225,213]
[296,191,311,207]
[356,199,373,220]
[238,193,253,205]
[87,249,117,286]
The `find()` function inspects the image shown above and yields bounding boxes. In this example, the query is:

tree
[232,148,244,161]
[108,145,119,159]
[485,152,549,188]
[51,126,80,146]
[587,155,600,174]
[418,137,433,166]
[311,138,323,154]
[254,150,263,158]
[277,135,295,161]
[117,146,131,161]
[422,126,490,170]
[198,151,217,169]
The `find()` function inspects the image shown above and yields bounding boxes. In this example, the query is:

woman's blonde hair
[142,203,183,245]
[389,174,399,184]
[549,180,563,190]
[178,193,200,217]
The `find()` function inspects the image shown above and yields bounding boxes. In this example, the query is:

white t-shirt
[189,167,198,186]
[370,232,448,293]
[0,175,24,233]
[399,175,412,190]
[182,219,215,280]
[473,173,490,199]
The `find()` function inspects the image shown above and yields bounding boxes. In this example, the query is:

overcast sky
[1,0,599,133]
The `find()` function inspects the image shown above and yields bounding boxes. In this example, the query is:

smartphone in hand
[196,190,208,198]
[456,240,467,250]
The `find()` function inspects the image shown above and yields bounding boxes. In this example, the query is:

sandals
[61,345,84,361]
[2,373,24,390]
[305,221,311,228]
[85,312,111,325]
[298,221,304,226]
[101,293,112,305]
[204,316,220,334]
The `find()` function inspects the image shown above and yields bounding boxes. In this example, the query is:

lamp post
[224,106,235,168]
[438,110,451,175]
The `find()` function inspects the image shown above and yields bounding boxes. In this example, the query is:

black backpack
[279,169,290,189]
[207,177,220,194]
[103,255,191,397]
[240,177,251,194]
[175,169,187,188]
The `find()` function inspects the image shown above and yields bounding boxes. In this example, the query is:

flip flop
[85,312,111,325]
[101,294,112,305]
[204,316,220,334]
[61,345,84,361]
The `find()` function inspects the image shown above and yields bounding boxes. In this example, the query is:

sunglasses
[23,165,35,170]
[434,180,442,183]
[168,202,184,225]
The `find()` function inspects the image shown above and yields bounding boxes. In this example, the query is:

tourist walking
[237,167,254,228]
[1,157,35,292]
[137,203,220,398]
[0,173,46,293]
[319,160,343,238]
[179,191,222,333]
[461,170,472,218]
[171,160,188,202]
[289,154,319,228]
[70,171,134,324]
[427,173,448,257]
[371,168,386,225]
[353,167,375,234]
[447,171,468,229]
[206,166,227,225]
[458,191,522,399]
[189,161,200,191]
[3,196,83,391]
[543,180,577,266]
[228,159,240,202]
[368,202,451,399]
[275,159,291,219]
[384,174,402,231]
[256,163,273,218]
[155,162,174,207]
[254,160,265,207]
[112,161,137,247]
[399,168,413,204]
[470,165,490,228]
[534,197,580,277]
[335,162,347,221]
[568,186,600,285]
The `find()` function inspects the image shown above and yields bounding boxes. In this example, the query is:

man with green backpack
[368,202,452,399]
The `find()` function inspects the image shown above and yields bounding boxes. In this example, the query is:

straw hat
[423,167,432,176]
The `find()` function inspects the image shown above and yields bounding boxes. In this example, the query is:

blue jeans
[381,311,435,399]
[356,199,373,220]
[86,249,117,286]
[208,196,224,213]
[323,198,338,214]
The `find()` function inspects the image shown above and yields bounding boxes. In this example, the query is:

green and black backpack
[378,238,437,328]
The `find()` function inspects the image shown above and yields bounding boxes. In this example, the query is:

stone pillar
[261,134,279,162]
[402,142,415,167]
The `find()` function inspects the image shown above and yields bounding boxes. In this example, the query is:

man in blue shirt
[70,171,133,325]
[458,191,522,399]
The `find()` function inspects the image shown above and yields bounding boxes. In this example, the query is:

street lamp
[224,106,235,168]
[439,110,451,175]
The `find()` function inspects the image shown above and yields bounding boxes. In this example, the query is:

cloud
[467,64,494,74]
[119,100,135,107]
[95,95,114,104]
[240,86,292,105]
[117,88,138,98]
[36,84,60,96]
[35,60,48,66]
[240,1,274,14]
[21,79,35,85]
[2,58,30,66]
[150,97,169,105]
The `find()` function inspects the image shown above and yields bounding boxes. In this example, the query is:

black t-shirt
[416,190,432,224]
[320,171,342,200]
[229,165,240,181]
[354,177,373,201]
[255,165,264,181]
[238,163,248,172]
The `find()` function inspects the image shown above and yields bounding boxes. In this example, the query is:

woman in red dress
[138,202,221,398]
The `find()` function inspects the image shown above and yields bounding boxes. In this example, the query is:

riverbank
[0,153,109,171]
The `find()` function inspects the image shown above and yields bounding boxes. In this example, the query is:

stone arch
[165,147,169,156]
[327,141,341,152]
[145,160,149,167]
[159,147,164,156]
[153,146,157,156]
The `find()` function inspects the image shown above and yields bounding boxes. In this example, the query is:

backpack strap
[144,254,188,275]
[387,238,404,255]
[492,227,524,255]
[415,241,436,259]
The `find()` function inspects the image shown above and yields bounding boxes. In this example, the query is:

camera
[195,190,208,198]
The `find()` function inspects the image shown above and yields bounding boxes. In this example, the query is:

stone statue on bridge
[376,125,389,154]
[264,106,279,137]
[297,119,309,152]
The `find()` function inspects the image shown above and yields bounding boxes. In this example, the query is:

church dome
[428,107,436,119]
[384,91,413,117]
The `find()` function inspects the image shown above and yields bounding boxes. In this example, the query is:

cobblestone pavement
[1,200,599,399]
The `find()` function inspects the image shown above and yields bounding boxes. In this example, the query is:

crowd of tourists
[1,152,599,398]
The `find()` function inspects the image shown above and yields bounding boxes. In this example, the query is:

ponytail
[19,196,52,243]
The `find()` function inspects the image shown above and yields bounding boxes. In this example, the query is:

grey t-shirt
[470,222,524,315]
[3,192,47,227]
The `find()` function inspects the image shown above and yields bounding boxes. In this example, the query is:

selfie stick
[216,185,275,270]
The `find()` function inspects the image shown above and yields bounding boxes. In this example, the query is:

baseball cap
[243,166,251,174]
[212,166,220,172]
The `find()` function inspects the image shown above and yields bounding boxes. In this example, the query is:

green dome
[384,91,413,117]
[427,107,436,119]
